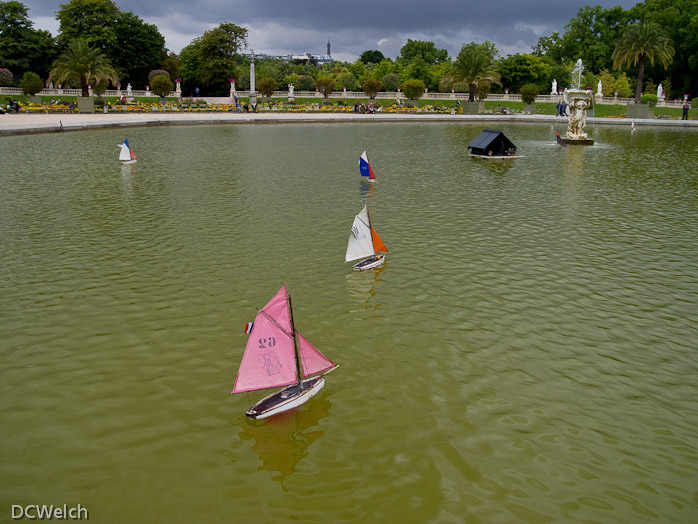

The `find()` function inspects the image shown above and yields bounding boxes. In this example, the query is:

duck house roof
[468,130,517,156]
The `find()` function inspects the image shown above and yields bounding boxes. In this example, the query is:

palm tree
[49,38,119,97]
[612,22,674,103]
[449,45,501,102]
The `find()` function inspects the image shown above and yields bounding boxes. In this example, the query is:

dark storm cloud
[23,0,640,59]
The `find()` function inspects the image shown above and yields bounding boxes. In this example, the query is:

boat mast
[366,207,375,255]
[286,291,303,385]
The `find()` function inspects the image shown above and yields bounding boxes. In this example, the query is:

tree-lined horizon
[0,0,695,99]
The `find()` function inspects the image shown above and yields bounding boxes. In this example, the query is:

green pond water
[1,122,697,523]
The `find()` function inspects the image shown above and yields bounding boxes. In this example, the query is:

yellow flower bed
[15,101,463,115]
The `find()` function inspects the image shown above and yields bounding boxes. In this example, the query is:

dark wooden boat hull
[246,376,326,419]
[352,254,385,271]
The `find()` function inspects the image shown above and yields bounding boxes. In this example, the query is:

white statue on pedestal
[597,80,602,96]
[551,79,557,95]
[126,83,133,96]
[567,97,589,139]
[657,83,664,98]
[288,84,294,97]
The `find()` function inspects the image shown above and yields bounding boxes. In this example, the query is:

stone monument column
[249,50,257,106]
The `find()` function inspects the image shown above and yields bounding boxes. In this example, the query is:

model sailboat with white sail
[231,285,338,419]
[117,139,137,164]
[345,205,388,270]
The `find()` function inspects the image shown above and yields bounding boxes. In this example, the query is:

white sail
[118,143,131,161]
[345,206,374,262]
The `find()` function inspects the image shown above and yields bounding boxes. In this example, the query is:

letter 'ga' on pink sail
[232,286,297,393]
[297,332,335,377]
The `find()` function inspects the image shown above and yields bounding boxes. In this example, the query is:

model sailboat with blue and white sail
[118,139,137,164]
[359,151,376,181]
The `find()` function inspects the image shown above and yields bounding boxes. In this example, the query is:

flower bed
[16,100,464,115]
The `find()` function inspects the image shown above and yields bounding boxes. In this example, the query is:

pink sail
[297,332,335,377]
[232,286,297,393]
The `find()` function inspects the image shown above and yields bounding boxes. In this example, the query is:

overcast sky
[23,0,639,61]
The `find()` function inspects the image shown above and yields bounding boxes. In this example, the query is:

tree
[519,83,539,105]
[110,12,165,88]
[449,42,501,102]
[338,72,357,91]
[19,71,42,94]
[257,77,277,97]
[196,23,248,95]
[631,0,698,98]
[362,78,381,99]
[597,69,616,96]
[0,1,57,78]
[148,69,170,83]
[402,78,425,100]
[150,74,173,98]
[315,76,335,98]
[612,21,674,102]
[297,74,314,90]
[93,77,107,96]
[56,0,120,49]
[532,32,565,63]
[381,73,399,92]
[57,0,165,88]
[360,50,385,64]
[49,38,119,96]
[498,53,552,94]
[399,39,448,65]
[559,5,632,73]
[178,41,200,96]
[159,50,180,82]
[405,56,431,86]
[613,73,633,97]
[0,67,13,86]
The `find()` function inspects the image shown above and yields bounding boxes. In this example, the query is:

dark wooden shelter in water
[468,130,519,158]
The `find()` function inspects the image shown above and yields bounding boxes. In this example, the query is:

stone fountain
[561,59,594,145]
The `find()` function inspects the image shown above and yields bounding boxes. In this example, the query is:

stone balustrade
[0,86,690,107]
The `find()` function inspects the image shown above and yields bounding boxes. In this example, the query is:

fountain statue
[560,59,594,145]
[571,59,584,90]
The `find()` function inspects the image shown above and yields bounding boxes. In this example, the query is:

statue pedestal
[561,137,594,146]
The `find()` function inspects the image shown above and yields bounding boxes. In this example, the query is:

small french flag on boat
[244,322,254,334]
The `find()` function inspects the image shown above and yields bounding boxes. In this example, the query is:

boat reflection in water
[359,179,376,204]
[238,392,332,490]
[345,266,385,316]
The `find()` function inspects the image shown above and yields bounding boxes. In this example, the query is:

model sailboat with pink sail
[117,139,137,164]
[231,285,338,419]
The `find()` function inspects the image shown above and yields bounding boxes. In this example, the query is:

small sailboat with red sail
[359,150,376,182]
[231,285,338,419]
[117,139,137,164]
[345,205,388,270]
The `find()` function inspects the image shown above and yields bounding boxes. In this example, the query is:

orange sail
[371,227,387,253]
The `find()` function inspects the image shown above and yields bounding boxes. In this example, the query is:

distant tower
[327,40,331,57]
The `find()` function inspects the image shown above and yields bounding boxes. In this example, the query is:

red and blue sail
[359,151,375,180]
